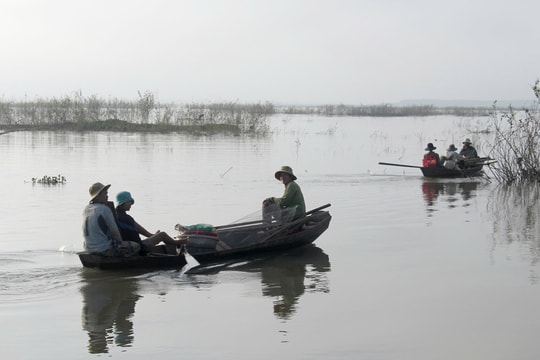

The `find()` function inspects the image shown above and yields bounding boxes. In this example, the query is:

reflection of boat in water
[421,180,479,205]
[80,270,141,354]
[189,245,331,319]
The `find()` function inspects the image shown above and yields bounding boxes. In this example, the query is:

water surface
[1,114,539,359]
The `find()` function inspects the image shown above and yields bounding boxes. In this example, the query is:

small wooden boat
[379,158,495,179]
[78,245,186,270]
[78,204,331,270]
[182,204,332,264]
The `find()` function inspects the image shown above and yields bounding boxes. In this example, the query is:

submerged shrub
[487,80,540,184]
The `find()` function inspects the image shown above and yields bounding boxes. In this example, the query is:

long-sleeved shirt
[460,146,478,159]
[82,202,122,253]
[274,181,306,219]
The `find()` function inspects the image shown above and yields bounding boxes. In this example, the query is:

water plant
[32,175,66,185]
[0,92,273,135]
[486,80,540,184]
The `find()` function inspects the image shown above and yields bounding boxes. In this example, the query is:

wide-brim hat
[447,144,458,151]
[425,143,436,151]
[463,138,472,144]
[275,166,297,181]
[89,182,111,200]
[116,191,135,207]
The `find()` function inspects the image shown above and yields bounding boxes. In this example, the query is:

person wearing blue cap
[115,191,185,254]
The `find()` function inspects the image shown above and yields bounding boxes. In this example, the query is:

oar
[378,162,422,169]
[305,203,331,215]
[215,219,264,230]
[214,203,331,230]
[259,203,332,242]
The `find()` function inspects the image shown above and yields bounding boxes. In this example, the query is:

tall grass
[0,91,273,135]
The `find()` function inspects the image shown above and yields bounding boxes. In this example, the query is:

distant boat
[379,157,495,178]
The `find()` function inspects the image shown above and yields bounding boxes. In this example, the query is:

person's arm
[134,221,154,237]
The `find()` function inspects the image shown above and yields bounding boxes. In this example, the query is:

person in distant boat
[263,166,306,220]
[442,144,463,169]
[115,191,185,254]
[422,143,441,167]
[459,138,478,159]
[82,183,140,256]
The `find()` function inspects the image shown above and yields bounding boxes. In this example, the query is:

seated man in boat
[115,191,185,254]
[459,138,479,159]
[82,182,140,256]
[422,143,441,167]
[442,144,463,169]
[262,166,306,221]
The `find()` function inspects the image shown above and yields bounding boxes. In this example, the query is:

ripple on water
[0,251,81,304]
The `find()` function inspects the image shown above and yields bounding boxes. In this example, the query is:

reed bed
[0,91,274,135]
[0,91,527,138]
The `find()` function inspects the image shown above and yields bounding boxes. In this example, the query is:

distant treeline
[278,104,491,117]
[0,91,495,134]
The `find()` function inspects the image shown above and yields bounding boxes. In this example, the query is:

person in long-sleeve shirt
[263,166,306,220]
[82,182,140,256]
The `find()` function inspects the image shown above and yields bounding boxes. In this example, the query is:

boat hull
[78,245,186,270]
[186,211,331,263]
[421,165,483,178]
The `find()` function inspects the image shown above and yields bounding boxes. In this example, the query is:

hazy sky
[1,0,539,104]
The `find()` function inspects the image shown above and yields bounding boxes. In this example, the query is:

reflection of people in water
[421,181,444,204]
[80,271,140,354]
[421,181,479,207]
[187,245,331,320]
[259,245,330,319]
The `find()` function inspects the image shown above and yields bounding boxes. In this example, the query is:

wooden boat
[78,203,331,270]
[379,158,495,179]
[182,204,332,264]
[78,244,186,270]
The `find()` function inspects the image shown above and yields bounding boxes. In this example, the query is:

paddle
[180,245,200,268]
[214,203,332,230]
[259,203,332,242]
[378,162,422,169]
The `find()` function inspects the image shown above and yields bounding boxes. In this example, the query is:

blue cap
[115,191,134,207]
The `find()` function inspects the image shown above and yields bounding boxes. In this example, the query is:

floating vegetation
[32,175,66,185]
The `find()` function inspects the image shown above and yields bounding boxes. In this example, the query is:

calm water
[2,114,540,359]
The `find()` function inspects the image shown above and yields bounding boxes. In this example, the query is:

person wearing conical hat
[263,166,306,219]
[422,143,441,168]
[459,138,478,159]
[82,182,140,256]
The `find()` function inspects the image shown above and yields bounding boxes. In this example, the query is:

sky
[1,0,539,105]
